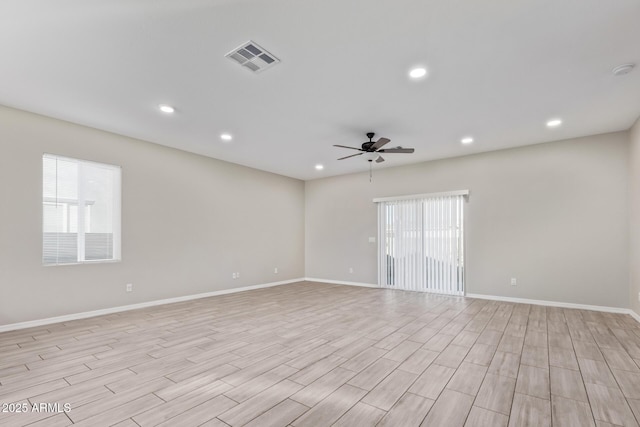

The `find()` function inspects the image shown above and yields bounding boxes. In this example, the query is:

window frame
[42,153,122,266]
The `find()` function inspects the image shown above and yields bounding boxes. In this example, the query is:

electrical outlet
[638,292,640,302]
[237,272,240,278]
[349,267,354,274]
[368,236,376,243]
[274,267,278,274]
[232,273,236,279]
[126,283,133,292]
[510,278,517,286]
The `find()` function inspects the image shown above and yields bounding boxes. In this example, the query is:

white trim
[628,309,640,324]
[466,293,631,314]
[304,278,379,288]
[304,285,637,322]
[0,278,304,333]
[4,280,637,333]
[42,259,122,267]
[377,203,381,287]
[373,190,469,203]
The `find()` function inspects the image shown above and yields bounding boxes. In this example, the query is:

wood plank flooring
[1,281,640,426]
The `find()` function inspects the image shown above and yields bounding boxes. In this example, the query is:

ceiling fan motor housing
[362,132,376,151]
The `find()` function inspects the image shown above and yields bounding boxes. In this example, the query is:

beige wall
[306,132,630,308]
[0,104,634,326]
[630,118,640,316]
[0,106,305,325]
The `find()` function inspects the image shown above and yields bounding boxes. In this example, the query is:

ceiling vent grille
[225,41,280,73]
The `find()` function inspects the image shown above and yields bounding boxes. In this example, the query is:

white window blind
[376,191,467,295]
[43,154,121,265]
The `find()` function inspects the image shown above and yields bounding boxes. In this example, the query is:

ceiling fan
[334,132,415,163]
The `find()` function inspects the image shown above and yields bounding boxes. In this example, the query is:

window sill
[43,259,121,267]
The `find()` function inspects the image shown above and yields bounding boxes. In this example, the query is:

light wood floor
[2,281,640,427]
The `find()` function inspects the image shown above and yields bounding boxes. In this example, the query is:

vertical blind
[376,191,467,295]
[43,154,121,265]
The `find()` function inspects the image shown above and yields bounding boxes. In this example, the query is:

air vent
[225,40,280,73]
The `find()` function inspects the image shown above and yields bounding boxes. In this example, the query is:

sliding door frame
[375,190,469,295]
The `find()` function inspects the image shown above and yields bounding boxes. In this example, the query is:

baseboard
[628,309,640,324]
[0,278,305,333]
[304,277,379,288]
[4,280,636,333]
[466,293,631,315]
[304,281,631,314]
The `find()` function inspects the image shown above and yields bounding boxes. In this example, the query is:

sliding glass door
[377,192,466,295]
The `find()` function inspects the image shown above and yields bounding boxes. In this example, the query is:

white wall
[630,118,640,316]
[306,132,630,308]
[0,106,305,325]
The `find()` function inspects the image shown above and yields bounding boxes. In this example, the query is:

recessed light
[409,67,427,79]
[546,119,562,128]
[220,133,233,141]
[158,104,175,113]
[461,137,474,145]
[315,164,324,171]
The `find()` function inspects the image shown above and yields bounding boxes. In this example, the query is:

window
[375,191,467,295]
[43,154,121,265]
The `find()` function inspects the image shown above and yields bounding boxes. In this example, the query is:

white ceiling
[1,0,639,180]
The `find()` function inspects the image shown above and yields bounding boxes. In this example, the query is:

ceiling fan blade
[337,152,364,160]
[371,137,390,150]
[333,144,363,151]
[376,156,385,163]
[378,148,415,153]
